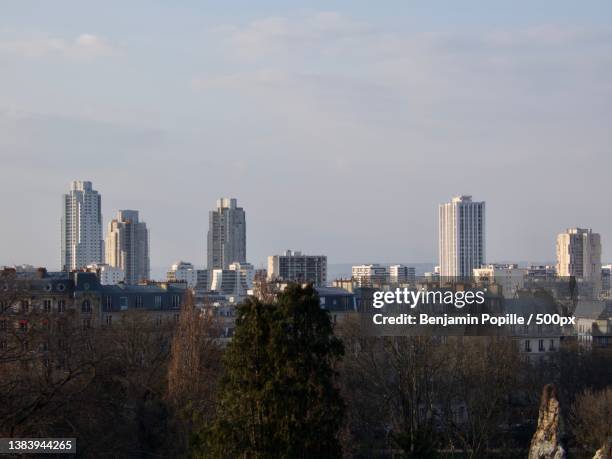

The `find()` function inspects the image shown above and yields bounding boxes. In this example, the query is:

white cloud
[0,33,117,58]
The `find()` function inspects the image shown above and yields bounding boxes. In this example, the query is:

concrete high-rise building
[61,180,103,271]
[105,210,150,284]
[439,195,485,278]
[556,228,601,294]
[267,250,327,286]
[207,198,246,270]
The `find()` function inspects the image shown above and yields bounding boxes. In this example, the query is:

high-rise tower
[439,195,485,278]
[105,210,150,284]
[61,180,103,271]
[207,198,246,270]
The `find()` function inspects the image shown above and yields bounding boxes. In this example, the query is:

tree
[204,283,345,458]
[570,387,612,453]
[167,292,221,455]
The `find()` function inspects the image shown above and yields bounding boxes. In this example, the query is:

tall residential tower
[556,227,601,295]
[439,195,485,278]
[207,198,246,270]
[105,210,150,284]
[61,180,103,271]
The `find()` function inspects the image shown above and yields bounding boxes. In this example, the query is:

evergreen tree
[203,283,345,458]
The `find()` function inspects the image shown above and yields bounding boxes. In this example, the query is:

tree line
[0,283,610,458]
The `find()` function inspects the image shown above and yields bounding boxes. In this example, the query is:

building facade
[86,263,125,285]
[602,265,612,298]
[0,268,186,354]
[267,250,327,286]
[105,210,150,285]
[389,265,416,285]
[556,228,601,295]
[439,195,485,279]
[166,261,198,288]
[351,264,388,288]
[473,264,526,299]
[61,181,103,271]
[207,198,246,270]
[210,262,254,296]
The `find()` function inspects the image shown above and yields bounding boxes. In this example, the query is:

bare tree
[167,292,222,453]
[570,387,612,454]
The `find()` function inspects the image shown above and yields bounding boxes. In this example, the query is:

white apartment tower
[105,210,150,284]
[439,195,485,278]
[207,198,246,270]
[61,180,103,271]
[267,250,327,286]
[556,228,601,293]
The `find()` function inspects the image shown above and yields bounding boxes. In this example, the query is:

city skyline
[2,2,612,268]
[3,179,609,279]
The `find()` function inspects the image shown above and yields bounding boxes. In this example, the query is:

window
[0,339,6,350]
[82,318,91,329]
[524,340,532,352]
[105,296,112,311]
[154,296,162,308]
[120,297,128,310]
[105,315,113,326]
[172,295,180,308]
[43,299,52,313]
[0,320,6,331]
[81,300,92,313]
[57,300,66,313]
[538,339,544,352]
[549,339,556,351]
[136,296,143,308]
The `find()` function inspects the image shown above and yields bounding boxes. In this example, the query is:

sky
[1,1,611,274]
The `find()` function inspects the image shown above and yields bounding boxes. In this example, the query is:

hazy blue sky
[1,1,611,272]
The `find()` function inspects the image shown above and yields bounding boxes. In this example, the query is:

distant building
[556,228,602,296]
[473,264,526,299]
[439,195,485,278]
[573,300,612,348]
[195,269,209,291]
[389,265,416,285]
[86,263,125,285]
[61,180,103,271]
[207,198,246,270]
[332,278,354,293]
[267,250,327,286]
[210,262,254,296]
[352,264,388,287]
[105,210,150,284]
[526,265,557,283]
[0,269,185,336]
[504,297,563,359]
[424,266,440,282]
[167,261,198,288]
[317,287,357,325]
[602,265,612,298]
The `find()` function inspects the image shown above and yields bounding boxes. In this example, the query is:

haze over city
[2,1,611,271]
